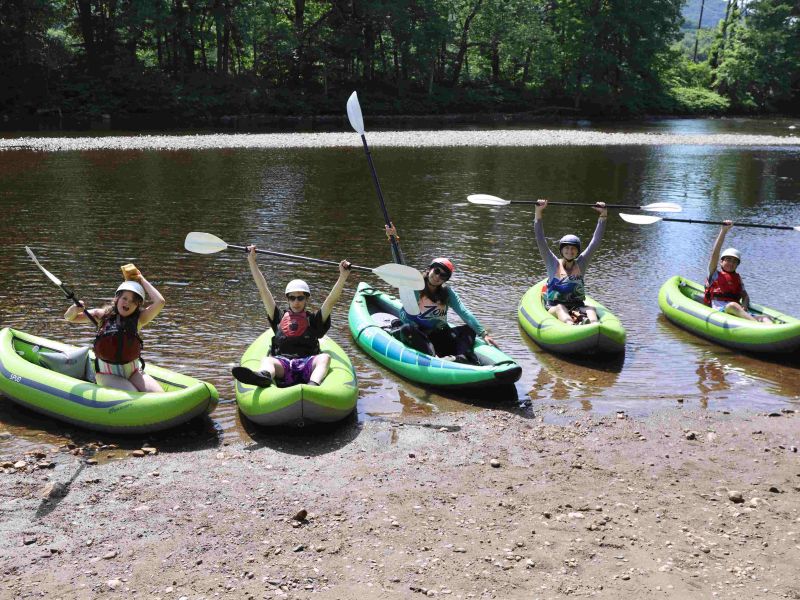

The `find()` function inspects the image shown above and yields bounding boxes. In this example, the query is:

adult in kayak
[64,272,165,392]
[534,199,608,325]
[232,245,351,388]
[704,221,770,323]
[383,241,497,361]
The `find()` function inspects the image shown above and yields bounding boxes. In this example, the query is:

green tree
[714,0,799,110]
[550,0,683,113]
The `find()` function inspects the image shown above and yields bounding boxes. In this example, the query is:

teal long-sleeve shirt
[399,287,486,336]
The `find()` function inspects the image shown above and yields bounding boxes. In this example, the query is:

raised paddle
[184,232,425,290]
[618,213,800,231]
[25,246,99,326]
[347,91,420,315]
[468,193,682,212]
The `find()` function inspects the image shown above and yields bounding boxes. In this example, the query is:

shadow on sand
[238,409,363,456]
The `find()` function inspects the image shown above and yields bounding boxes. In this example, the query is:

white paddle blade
[399,287,420,315]
[619,213,662,225]
[371,263,425,290]
[25,246,63,286]
[346,91,365,135]
[467,194,510,206]
[794,226,800,232]
[641,202,682,213]
[184,232,229,254]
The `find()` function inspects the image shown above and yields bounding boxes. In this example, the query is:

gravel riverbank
[2,404,799,599]
[2,129,800,152]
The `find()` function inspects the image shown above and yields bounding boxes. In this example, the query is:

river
[1,117,798,454]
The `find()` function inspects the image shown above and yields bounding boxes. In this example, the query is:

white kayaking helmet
[116,280,145,301]
[720,248,742,263]
[285,279,311,296]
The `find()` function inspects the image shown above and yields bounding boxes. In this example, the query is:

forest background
[1,0,798,129]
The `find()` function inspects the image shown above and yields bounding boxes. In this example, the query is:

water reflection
[519,330,623,411]
[656,316,800,410]
[696,358,731,410]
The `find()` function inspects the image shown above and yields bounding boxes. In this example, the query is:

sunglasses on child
[287,294,308,302]
[430,266,451,279]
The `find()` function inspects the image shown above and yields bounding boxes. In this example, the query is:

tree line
[0,0,797,127]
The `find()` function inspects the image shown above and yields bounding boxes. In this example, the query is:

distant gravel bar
[2,129,799,152]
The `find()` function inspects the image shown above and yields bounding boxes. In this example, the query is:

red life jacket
[93,312,144,364]
[704,270,743,306]
[270,310,321,358]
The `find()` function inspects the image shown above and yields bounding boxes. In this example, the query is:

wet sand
[2,404,798,599]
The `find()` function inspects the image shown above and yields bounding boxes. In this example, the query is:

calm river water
[1,117,799,453]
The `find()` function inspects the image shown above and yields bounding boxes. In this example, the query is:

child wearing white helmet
[64,270,166,392]
[534,199,607,325]
[231,245,351,388]
[704,221,770,323]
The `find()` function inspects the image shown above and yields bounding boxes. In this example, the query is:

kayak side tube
[658,276,800,353]
[0,327,218,433]
[517,279,626,355]
[348,282,521,388]
[234,329,358,426]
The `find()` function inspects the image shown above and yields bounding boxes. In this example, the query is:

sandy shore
[1,404,799,600]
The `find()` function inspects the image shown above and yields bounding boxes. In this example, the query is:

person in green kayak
[384,234,497,362]
[64,272,165,392]
[704,221,770,323]
[533,199,607,325]
[231,245,352,388]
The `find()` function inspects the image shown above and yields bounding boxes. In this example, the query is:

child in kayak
[393,254,497,362]
[704,221,770,323]
[232,245,351,388]
[533,199,607,325]
[64,272,165,392]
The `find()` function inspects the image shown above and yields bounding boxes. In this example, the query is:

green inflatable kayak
[235,329,358,426]
[658,275,800,353]
[518,279,626,355]
[0,327,218,433]
[349,282,521,388]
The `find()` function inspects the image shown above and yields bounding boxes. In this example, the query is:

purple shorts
[275,355,317,386]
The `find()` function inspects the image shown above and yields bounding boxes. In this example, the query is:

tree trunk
[521,45,533,85]
[450,0,484,85]
[75,0,99,75]
[710,0,735,69]
[693,0,705,62]
[490,36,500,83]
[293,0,306,84]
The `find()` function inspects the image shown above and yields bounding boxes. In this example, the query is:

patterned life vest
[271,310,321,358]
[402,287,451,332]
[545,274,586,304]
[93,312,143,364]
[704,270,743,306]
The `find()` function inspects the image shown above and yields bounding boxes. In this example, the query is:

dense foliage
[0,0,797,126]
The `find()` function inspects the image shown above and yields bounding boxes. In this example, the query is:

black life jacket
[93,312,144,365]
[270,309,321,358]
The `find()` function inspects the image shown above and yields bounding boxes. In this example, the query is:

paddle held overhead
[467,193,682,213]
[184,232,424,290]
[618,213,800,231]
[347,91,419,314]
